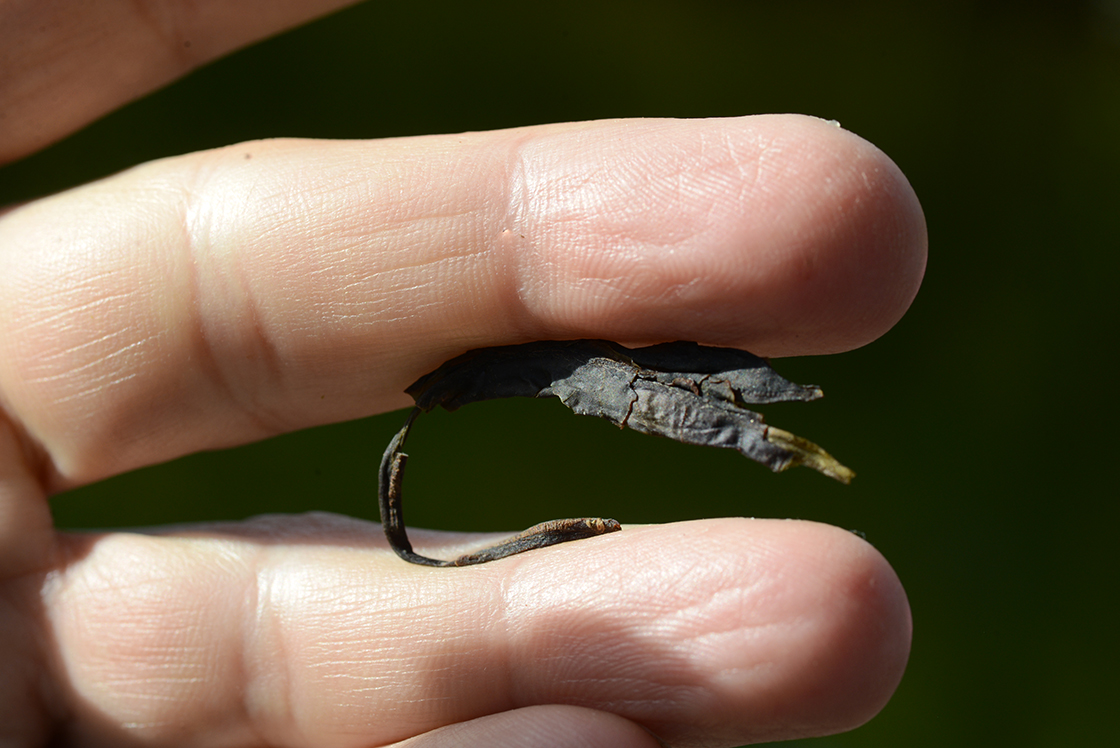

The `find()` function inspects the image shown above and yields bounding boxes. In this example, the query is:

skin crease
[0,2,925,746]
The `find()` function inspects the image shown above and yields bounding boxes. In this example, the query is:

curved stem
[377,407,621,567]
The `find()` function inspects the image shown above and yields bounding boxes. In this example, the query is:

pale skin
[0,2,926,746]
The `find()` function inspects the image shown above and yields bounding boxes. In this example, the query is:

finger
[0,116,926,489]
[393,705,663,748]
[0,413,54,577]
[42,515,910,747]
[0,0,359,163]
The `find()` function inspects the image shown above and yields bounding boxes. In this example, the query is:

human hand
[0,3,925,746]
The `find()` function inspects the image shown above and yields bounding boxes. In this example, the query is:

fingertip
[750,117,928,356]
[657,519,911,736]
[511,115,927,356]
[492,517,912,745]
[768,521,913,734]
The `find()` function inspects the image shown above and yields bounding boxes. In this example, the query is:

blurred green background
[2,1,1117,746]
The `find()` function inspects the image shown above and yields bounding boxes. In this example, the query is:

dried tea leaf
[379,340,852,566]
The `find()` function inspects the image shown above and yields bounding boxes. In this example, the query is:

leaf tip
[765,426,855,484]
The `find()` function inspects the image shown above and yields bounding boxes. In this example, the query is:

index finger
[0,115,926,490]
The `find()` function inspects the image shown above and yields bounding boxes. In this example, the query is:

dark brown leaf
[379,340,852,566]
